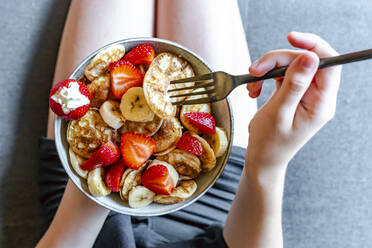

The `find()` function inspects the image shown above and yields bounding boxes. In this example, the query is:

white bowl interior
[54,38,233,216]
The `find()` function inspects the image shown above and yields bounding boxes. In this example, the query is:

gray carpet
[1,0,372,247]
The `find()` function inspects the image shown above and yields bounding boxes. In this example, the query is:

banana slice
[152,117,182,155]
[69,147,88,179]
[154,180,197,204]
[143,52,195,119]
[87,168,111,197]
[84,44,125,81]
[99,100,125,129]
[120,87,155,122]
[67,109,118,159]
[121,114,163,136]
[87,75,110,108]
[180,88,212,134]
[203,127,228,158]
[157,149,201,180]
[120,163,147,200]
[128,186,155,208]
[119,167,132,187]
[191,134,216,172]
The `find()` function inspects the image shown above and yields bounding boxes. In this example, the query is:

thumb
[276,51,319,114]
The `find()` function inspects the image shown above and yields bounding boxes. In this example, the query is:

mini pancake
[143,52,194,119]
[67,109,117,159]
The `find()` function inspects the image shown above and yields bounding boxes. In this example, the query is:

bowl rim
[54,37,234,216]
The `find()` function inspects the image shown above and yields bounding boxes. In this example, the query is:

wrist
[245,159,287,189]
[68,180,110,214]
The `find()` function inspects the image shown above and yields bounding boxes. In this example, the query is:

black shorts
[38,137,246,248]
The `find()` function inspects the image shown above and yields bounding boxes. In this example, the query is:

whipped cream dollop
[51,81,90,114]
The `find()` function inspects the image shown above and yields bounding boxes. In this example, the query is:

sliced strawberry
[184,112,216,134]
[142,164,174,195]
[49,79,90,120]
[176,134,203,156]
[123,45,155,65]
[104,159,126,192]
[110,60,143,99]
[120,132,155,170]
[81,141,120,170]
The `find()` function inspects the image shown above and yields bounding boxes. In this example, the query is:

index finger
[287,31,342,95]
[287,31,338,57]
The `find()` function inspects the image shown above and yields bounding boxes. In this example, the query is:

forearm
[224,160,287,248]
[36,180,109,248]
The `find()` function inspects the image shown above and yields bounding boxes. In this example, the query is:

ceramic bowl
[54,38,234,216]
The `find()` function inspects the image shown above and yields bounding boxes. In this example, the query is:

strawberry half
[184,112,216,134]
[81,141,120,170]
[120,132,156,170]
[123,45,155,65]
[142,164,174,195]
[49,79,90,120]
[110,60,143,99]
[104,159,126,192]
[176,134,203,156]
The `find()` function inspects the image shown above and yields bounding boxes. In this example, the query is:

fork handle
[237,48,372,84]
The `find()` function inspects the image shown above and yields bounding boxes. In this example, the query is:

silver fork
[169,48,372,105]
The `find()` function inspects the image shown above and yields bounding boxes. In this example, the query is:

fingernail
[300,53,316,69]
[249,89,260,98]
[251,60,260,69]
[249,91,257,98]
[290,31,300,36]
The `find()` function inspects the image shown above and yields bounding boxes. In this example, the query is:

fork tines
[169,73,216,105]
[169,73,213,85]
[171,96,216,106]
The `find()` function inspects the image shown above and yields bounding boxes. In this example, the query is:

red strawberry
[123,45,155,65]
[184,112,216,134]
[110,60,143,99]
[81,141,120,170]
[142,164,174,195]
[104,159,126,192]
[120,132,155,170]
[49,79,90,120]
[176,134,203,156]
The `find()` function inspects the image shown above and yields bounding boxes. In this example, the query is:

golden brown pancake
[122,114,163,136]
[67,109,117,159]
[152,117,182,155]
[143,52,194,119]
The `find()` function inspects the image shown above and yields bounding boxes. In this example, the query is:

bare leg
[46,0,154,139]
[38,1,154,247]
[156,0,256,148]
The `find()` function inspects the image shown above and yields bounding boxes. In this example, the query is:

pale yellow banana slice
[87,168,111,197]
[119,167,132,188]
[203,127,228,158]
[157,149,201,180]
[99,100,125,129]
[84,44,125,81]
[120,163,147,200]
[154,180,197,204]
[128,186,155,208]
[143,52,194,119]
[191,134,216,172]
[180,88,212,134]
[120,87,155,122]
[68,147,88,179]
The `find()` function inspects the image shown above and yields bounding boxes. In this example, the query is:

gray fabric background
[1,0,372,247]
